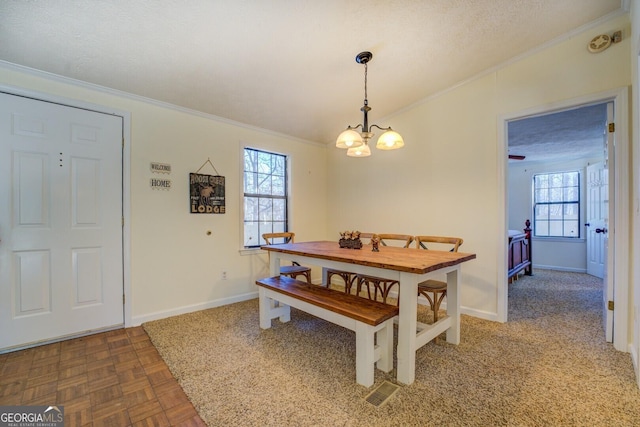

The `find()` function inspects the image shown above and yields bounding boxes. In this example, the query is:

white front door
[0,92,124,351]
[586,162,607,279]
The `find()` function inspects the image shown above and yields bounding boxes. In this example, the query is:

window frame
[242,147,290,249]
[532,170,581,239]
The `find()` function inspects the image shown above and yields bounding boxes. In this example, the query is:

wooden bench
[256,275,399,387]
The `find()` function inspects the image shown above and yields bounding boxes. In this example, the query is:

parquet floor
[0,327,206,426]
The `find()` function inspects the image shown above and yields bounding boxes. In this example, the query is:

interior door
[0,92,124,351]
[586,162,606,279]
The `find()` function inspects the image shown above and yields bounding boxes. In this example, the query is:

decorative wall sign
[150,162,171,174]
[190,173,225,214]
[150,178,171,190]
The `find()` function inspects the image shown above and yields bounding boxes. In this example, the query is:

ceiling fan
[508,154,526,160]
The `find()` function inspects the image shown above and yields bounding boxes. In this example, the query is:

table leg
[269,253,281,277]
[445,268,460,344]
[397,272,418,385]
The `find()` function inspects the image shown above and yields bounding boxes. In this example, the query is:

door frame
[497,87,629,352]
[0,84,133,330]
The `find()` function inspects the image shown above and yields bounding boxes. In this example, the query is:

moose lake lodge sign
[190,173,226,214]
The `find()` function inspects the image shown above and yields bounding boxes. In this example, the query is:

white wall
[327,14,631,321]
[0,64,329,325]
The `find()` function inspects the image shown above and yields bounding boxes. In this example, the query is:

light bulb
[376,130,404,150]
[336,129,364,149]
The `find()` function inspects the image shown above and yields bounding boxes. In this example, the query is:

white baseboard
[385,289,500,322]
[131,291,258,326]
[533,264,587,273]
[460,306,499,322]
[629,342,639,387]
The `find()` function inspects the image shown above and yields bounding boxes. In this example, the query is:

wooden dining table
[261,240,476,385]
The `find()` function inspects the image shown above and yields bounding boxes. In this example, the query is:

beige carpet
[143,270,640,426]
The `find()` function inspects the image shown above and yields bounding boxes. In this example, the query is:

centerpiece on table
[339,231,363,249]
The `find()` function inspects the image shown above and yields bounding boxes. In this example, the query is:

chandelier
[335,51,404,157]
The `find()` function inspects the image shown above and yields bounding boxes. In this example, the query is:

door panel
[586,162,606,278]
[71,157,101,226]
[72,247,103,306]
[0,92,123,350]
[14,152,50,226]
[13,250,51,316]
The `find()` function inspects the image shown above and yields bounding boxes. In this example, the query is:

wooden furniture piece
[256,275,398,387]
[325,232,374,291]
[508,220,532,283]
[377,233,414,248]
[261,241,476,385]
[325,269,358,292]
[262,232,312,283]
[353,234,414,304]
[355,274,400,306]
[414,236,464,323]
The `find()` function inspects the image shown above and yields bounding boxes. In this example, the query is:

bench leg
[355,319,395,386]
[258,288,272,329]
[276,300,291,323]
[375,318,394,373]
[355,322,375,387]
[259,288,291,329]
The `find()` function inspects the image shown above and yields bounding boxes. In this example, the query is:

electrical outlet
[221,271,227,280]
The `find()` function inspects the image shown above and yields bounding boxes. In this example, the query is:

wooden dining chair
[414,236,464,322]
[354,274,400,306]
[353,234,413,305]
[262,232,312,283]
[326,232,375,292]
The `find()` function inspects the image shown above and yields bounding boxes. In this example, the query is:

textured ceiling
[0,0,625,148]
[508,103,609,164]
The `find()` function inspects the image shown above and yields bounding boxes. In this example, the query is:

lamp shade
[376,130,404,150]
[347,142,371,157]
[336,129,364,149]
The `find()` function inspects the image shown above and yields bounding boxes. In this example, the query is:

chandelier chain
[364,62,368,103]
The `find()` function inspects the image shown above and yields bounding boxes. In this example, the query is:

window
[533,171,580,238]
[243,148,288,248]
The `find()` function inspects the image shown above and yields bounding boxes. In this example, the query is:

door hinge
[608,122,615,133]
[608,300,614,311]
[123,294,126,305]
[122,138,125,147]
[122,217,125,227]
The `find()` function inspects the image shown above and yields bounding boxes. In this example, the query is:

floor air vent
[365,381,400,407]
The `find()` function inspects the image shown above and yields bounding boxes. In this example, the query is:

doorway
[498,87,629,352]
[507,103,608,274]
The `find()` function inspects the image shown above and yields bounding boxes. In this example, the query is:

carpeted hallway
[143,270,640,426]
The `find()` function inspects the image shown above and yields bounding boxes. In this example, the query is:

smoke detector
[588,31,622,53]
[588,34,611,53]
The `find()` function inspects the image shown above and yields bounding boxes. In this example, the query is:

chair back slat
[358,232,375,244]
[377,233,414,248]
[415,236,463,252]
[263,232,295,245]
